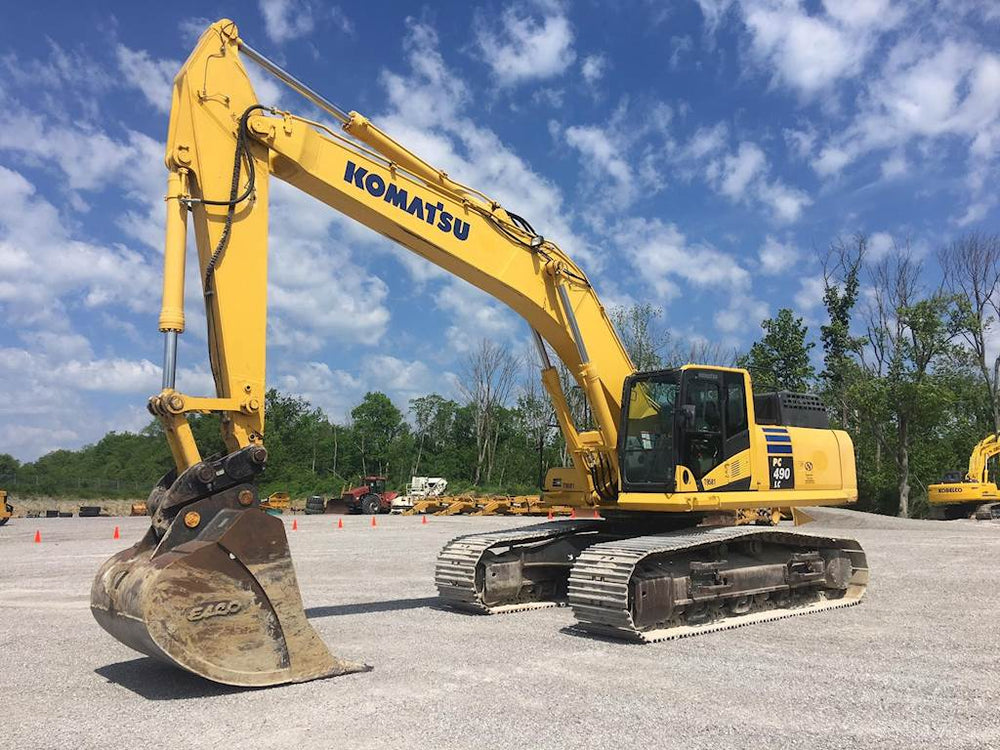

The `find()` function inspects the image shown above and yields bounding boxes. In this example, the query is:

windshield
[621,372,680,487]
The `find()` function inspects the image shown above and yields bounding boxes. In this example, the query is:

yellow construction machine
[91,19,868,687]
[928,434,1000,520]
[0,490,11,526]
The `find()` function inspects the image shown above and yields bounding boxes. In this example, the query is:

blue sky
[0,0,998,460]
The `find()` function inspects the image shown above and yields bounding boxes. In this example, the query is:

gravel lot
[2,510,998,750]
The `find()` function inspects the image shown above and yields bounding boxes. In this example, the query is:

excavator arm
[966,434,1000,483]
[152,20,633,503]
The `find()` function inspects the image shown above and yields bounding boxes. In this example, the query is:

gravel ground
[1,511,998,750]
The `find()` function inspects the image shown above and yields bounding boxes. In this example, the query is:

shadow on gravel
[557,625,641,644]
[306,596,439,619]
[95,657,245,699]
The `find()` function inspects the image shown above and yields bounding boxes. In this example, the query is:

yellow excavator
[0,490,11,526]
[928,434,1000,520]
[91,19,868,687]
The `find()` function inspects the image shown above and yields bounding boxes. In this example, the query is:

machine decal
[769,456,795,489]
[187,600,242,622]
[344,160,471,241]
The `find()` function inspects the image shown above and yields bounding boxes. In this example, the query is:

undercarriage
[435,516,868,641]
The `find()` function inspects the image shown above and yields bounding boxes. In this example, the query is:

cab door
[678,369,751,490]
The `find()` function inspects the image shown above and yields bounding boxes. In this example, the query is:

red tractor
[340,476,397,514]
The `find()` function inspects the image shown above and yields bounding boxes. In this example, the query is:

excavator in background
[90,19,868,688]
[0,490,11,526]
[928,434,1000,519]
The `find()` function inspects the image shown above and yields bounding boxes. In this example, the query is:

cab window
[621,373,679,487]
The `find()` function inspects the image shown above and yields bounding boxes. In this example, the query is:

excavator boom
[92,19,867,688]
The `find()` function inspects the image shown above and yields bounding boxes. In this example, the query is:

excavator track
[568,526,868,642]
[435,520,604,614]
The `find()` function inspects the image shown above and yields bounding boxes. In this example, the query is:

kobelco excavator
[91,19,868,687]
[928,434,1000,519]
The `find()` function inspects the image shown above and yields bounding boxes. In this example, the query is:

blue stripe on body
[765,435,792,443]
[766,445,793,454]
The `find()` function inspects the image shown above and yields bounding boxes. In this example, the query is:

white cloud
[0,166,160,328]
[812,145,850,177]
[810,37,1000,215]
[756,179,812,223]
[115,46,178,114]
[704,140,812,223]
[732,0,903,97]
[719,142,766,199]
[614,217,750,300]
[880,151,908,179]
[822,0,898,28]
[758,235,798,274]
[581,54,607,85]
[435,280,521,353]
[695,0,736,34]
[868,231,894,260]
[715,293,768,335]
[783,126,816,160]
[670,35,694,70]
[476,6,576,86]
[0,40,115,101]
[259,0,316,43]
[564,124,635,205]
[684,123,729,160]
[559,100,672,212]
[745,5,856,94]
[0,343,213,460]
[794,275,826,311]
[266,181,392,350]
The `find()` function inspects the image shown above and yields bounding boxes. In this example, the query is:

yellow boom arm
[152,19,634,503]
[966,434,1000,483]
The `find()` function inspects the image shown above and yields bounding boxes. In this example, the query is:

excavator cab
[619,367,750,492]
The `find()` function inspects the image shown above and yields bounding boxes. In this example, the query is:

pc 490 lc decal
[769,456,795,489]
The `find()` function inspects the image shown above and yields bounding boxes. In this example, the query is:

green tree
[738,308,815,392]
[351,391,405,477]
[0,453,21,478]
[820,236,866,426]
[409,394,448,476]
[863,253,960,516]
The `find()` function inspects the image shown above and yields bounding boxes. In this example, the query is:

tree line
[2,231,997,516]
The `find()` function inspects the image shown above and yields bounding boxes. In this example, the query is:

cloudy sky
[0,0,997,461]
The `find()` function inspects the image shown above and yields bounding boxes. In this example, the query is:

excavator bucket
[91,447,368,687]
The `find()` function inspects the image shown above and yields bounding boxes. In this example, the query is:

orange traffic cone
[593,508,601,518]
[547,510,554,520]
[422,515,428,525]
[371,515,377,528]
[34,530,41,544]
[337,517,344,529]
[113,525,120,540]
[292,518,298,531]
[570,508,577,519]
